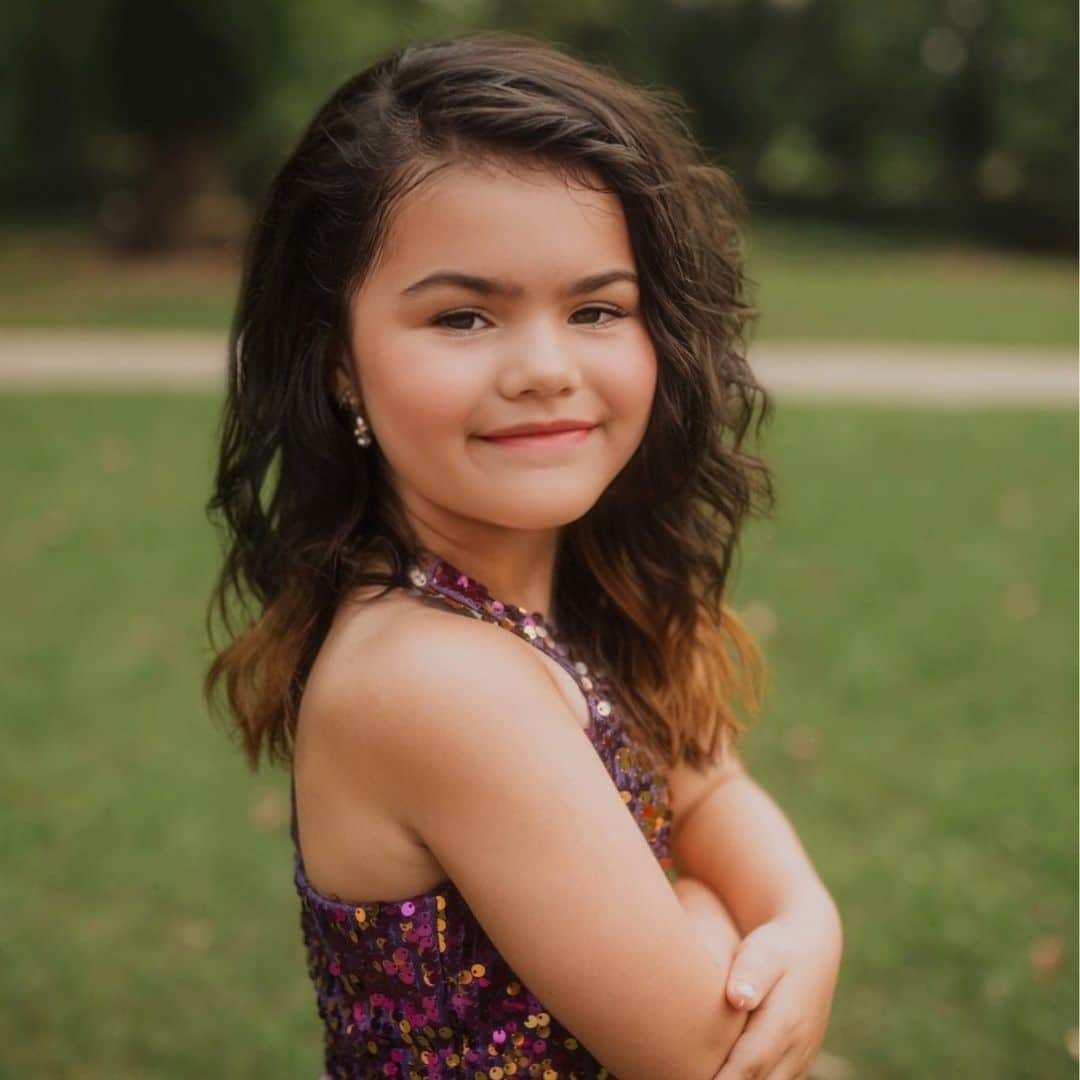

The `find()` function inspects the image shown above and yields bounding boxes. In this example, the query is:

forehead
[368,158,634,287]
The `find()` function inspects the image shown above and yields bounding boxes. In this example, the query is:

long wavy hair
[204,30,776,775]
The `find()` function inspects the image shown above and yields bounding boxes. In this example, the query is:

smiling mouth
[477,426,595,449]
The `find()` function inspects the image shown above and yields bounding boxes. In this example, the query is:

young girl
[205,31,842,1080]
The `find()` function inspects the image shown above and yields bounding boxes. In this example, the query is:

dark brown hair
[204,30,775,774]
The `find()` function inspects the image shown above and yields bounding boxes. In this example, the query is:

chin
[479,488,604,531]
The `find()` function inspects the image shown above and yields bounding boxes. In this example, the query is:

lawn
[746,218,1077,348]
[0,220,1075,347]
[0,393,1076,1078]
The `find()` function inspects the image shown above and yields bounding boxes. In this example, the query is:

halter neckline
[407,549,564,648]
[403,548,616,723]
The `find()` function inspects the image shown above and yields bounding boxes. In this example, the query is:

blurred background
[1,1,1076,1077]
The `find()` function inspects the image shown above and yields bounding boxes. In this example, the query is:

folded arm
[668,745,838,931]
[668,743,844,1079]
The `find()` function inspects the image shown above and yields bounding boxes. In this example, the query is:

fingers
[725,927,785,1010]
[713,1034,792,1078]
[762,1042,812,1080]
[712,1005,804,1080]
[762,1041,821,1080]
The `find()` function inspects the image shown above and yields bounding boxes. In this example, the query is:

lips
[479,420,596,439]
[477,425,595,451]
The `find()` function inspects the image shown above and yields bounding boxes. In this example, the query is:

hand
[713,895,843,1080]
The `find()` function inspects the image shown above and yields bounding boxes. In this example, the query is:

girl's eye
[433,310,488,332]
[570,305,625,328]
[431,306,626,333]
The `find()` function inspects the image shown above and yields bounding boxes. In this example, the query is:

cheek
[602,335,658,439]
[363,343,485,450]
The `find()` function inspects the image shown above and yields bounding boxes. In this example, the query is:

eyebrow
[399,269,639,300]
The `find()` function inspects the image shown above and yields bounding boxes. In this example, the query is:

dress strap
[405,550,616,723]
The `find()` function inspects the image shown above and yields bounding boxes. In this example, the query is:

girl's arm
[668,746,838,932]
[667,749,843,1078]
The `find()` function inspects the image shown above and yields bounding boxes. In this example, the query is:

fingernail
[731,979,758,1007]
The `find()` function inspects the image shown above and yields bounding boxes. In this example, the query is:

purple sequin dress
[291,550,675,1079]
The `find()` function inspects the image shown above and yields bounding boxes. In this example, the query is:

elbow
[616,993,750,1080]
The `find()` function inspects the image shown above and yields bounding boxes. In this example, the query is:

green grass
[0,394,1075,1078]
[745,218,1078,347]
[730,405,1078,1078]
[0,220,1075,346]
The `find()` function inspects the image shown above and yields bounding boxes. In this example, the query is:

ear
[332,365,353,405]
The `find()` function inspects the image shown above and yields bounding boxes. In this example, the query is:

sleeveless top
[290,549,675,1079]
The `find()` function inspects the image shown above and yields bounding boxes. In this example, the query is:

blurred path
[0,331,1075,406]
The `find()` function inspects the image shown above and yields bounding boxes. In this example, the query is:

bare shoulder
[301,584,581,757]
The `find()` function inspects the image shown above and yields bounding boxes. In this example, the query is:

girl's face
[342,158,657,539]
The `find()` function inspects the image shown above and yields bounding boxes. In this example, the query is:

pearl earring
[352,413,372,448]
[338,391,373,448]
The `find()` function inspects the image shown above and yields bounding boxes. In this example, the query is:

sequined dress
[291,550,674,1079]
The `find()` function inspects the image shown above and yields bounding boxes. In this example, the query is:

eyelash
[432,306,627,333]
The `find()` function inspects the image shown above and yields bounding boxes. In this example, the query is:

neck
[413,529,562,621]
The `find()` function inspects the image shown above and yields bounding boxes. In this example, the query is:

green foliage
[2,0,1076,245]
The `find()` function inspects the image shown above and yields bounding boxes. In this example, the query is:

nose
[496,319,582,399]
